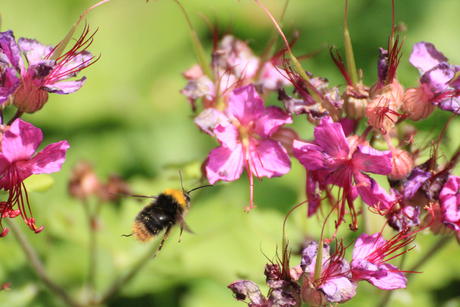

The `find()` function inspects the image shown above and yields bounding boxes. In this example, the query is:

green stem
[82,199,97,302]
[6,219,80,307]
[172,0,213,81]
[96,242,162,304]
[7,109,24,126]
[343,0,358,85]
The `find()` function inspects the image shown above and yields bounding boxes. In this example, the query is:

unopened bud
[343,84,369,120]
[389,149,413,180]
[13,80,49,114]
[301,277,327,307]
[366,80,404,133]
[402,87,435,121]
[68,161,101,201]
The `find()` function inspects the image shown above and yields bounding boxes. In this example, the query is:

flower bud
[343,84,369,120]
[402,87,435,121]
[13,80,49,114]
[68,161,101,201]
[366,80,403,133]
[389,149,413,180]
[301,277,327,307]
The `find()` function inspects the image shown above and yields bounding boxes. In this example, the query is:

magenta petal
[320,277,357,303]
[306,170,328,217]
[352,233,385,260]
[0,156,10,176]
[293,140,325,171]
[355,174,393,209]
[404,168,432,200]
[409,42,448,74]
[313,117,349,159]
[1,119,42,162]
[214,123,239,150]
[43,77,86,94]
[22,140,69,174]
[420,63,456,95]
[194,108,229,137]
[252,106,292,138]
[249,139,290,178]
[0,67,20,104]
[352,145,392,175]
[0,30,23,71]
[206,143,244,184]
[367,263,407,290]
[440,175,460,229]
[229,84,265,126]
[18,37,53,65]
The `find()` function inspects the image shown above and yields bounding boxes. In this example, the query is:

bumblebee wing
[175,211,193,235]
[128,194,158,199]
[181,221,194,234]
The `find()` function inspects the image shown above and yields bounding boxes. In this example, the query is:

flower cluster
[230,231,414,307]
[175,1,460,304]
[0,25,95,236]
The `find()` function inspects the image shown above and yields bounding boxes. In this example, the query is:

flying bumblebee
[123,172,210,258]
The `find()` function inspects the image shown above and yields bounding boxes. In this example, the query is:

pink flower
[0,119,69,236]
[205,84,292,211]
[439,175,460,232]
[350,232,411,290]
[10,25,96,114]
[293,117,393,232]
[299,241,357,305]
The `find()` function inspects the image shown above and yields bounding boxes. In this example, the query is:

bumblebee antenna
[187,185,212,194]
[179,170,186,194]
[178,170,212,194]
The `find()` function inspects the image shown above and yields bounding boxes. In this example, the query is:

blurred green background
[0,0,460,306]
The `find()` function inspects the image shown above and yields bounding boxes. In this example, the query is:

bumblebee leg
[121,233,133,237]
[152,224,172,259]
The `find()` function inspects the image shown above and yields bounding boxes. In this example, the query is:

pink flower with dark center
[293,117,393,233]
[0,119,69,236]
[350,232,412,290]
[205,84,292,211]
[11,25,97,114]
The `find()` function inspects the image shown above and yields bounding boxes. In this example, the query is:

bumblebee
[123,172,210,258]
